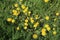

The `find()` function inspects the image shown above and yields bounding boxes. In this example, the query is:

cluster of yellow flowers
[53,28,57,35]
[21,4,31,16]
[6,0,60,39]
[44,24,51,31]
[35,15,39,20]
[33,22,39,28]
[7,18,15,23]
[41,28,46,36]
[41,24,57,36]
[12,3,20,16]
[30,17,34,23]
[24,18,28,30]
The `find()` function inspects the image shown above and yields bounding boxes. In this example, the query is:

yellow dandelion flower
[21,4,26,9]
[56,12,59,16]
[24,23,28,26]
[41,28,46,32]
[30,19,34,23]
[13,13,18,16]
[30,17,34,23]
[46,26,51,31]
[12,10,17,13]
[44,0,49,3]
[25,19,28,23]
[11,19,15,23]
[13,12,19,16]
[45,16,49,20]
[33,22,39,28]
[14,3,18,7]
[12,10,19,16]
[44,24,51,31]
[41,31,46,36]
[24,26,27,30]
[7,18,12,22]
[53,31,57,35]
[33,34,38,39]
[28,11,31,16]
[16,27,20,30]
[41,28,46,36]
[35,15,39,19]
[33,24,37,28]
[23,7,28,13]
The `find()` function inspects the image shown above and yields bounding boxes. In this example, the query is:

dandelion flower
[45,16,49,20]
[24,26,27,30]
[41,28,46,32]
[56,12,59,16]
[7,18,12,22]
[12,19,15,23]
[16,27,20,30]
[41,31,47,36]
[14,3,18,7]
[46,26,51,31]
[33,22,39,28]
[30,17,34,23]
[21,4,26,9]
[33,34,38,39]
[12,10,17,13]
[28,11,31,16]
[35,15,39,19]
[24,23,28,26]
[44,0,49,3]
[23,7,28,14]
[53,31,57,35]
[25,19,28,23]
